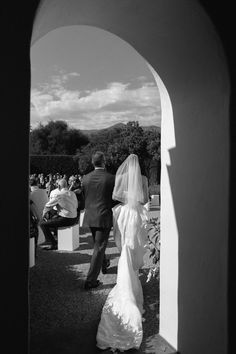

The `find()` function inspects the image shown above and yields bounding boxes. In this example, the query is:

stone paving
[29,209,175,353]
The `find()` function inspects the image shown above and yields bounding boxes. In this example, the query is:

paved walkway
[29,209,175,354]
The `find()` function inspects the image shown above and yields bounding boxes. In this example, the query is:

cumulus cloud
[30,71,161,129]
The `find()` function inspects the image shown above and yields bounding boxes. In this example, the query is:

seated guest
[30,176,49,221]
[39,173,46,189]
[45,179,60,218]
[40,178,78,250]
[49,179,60,199]
[69,177,85,222]
[68,175,76,190]
[30,176,49,245]
[45,174,55,196]
[69,176,81,191]
[30,198,39,257]
[43,179,61,228]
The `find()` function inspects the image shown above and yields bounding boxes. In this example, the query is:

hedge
[30,155,78,176]
[30,155,160,190]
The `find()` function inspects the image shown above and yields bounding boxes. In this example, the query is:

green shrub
[148,184,160,195]
[147,216,160,281]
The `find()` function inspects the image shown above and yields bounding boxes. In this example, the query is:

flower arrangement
[146,217,160,282]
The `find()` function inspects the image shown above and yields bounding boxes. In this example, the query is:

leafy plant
[148,184,160,196]
[146,217,160,282]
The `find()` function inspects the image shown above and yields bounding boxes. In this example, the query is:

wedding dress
[96,154,149,351]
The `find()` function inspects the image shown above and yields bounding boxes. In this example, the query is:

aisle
[29,231,119,354]
[29,224,173,354]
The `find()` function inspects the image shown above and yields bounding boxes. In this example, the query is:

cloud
[30,72,161,129]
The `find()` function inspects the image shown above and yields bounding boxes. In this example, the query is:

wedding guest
[68,175,76,189]
[29,197,39,257]
[30,176,49,223]
[69,176,81,191]
[39,173,46,189]
[40,178,78,250]
[30,176,49,246]
[45,174,55,196]
[69,176,85,220]
[49,179,60,199]
[43,179,60,236]
[63,174,68,182]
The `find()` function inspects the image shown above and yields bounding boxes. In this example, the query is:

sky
[30,25,161,131]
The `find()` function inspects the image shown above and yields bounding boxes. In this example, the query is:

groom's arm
[110,174,120,207]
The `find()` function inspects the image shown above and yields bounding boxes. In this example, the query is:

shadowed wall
[0,1,232,354]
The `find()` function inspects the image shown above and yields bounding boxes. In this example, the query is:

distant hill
[81,123,160,136]
[142,125,161,132]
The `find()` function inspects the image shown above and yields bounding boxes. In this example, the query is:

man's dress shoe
[44,244,57,251]
[101,259,110,274]
[84,280,102,290]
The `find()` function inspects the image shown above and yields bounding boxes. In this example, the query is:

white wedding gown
[96,203,148,351]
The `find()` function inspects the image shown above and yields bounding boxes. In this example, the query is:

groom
[82,151,117,290]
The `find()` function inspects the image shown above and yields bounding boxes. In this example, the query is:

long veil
[112,154,148,207]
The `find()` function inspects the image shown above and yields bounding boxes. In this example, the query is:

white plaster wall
[148,64,178,347]
[31,1,230,352]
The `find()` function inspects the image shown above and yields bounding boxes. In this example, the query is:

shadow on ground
[29,230,172,354]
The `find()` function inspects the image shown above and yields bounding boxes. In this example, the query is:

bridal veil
[112,154,149,207]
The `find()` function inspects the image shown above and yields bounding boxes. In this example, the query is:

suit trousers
[40,216,77,246]
[86,227,111,283]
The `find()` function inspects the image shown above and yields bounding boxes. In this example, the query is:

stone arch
[31,1,230,352]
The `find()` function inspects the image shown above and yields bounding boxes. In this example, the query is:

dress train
[96,204,148,351]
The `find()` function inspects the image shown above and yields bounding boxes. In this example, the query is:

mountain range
[81,122,160,136]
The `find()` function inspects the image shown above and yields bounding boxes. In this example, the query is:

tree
[30,120,89,155]
[74,124,125,174]
[107,121,148,174]
[74,145,94,175]
[144,129,161,184]
[75,121,161,180]
[145,129,161,161]
[121,121,147,156]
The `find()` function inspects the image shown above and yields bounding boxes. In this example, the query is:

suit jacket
[82,168,116,228]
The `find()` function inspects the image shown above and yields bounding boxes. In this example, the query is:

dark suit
[82,168,116,283]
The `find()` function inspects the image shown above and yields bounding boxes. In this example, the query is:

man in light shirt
[49,179,60,200]
[46,179,60,218]
[40,178,78,250]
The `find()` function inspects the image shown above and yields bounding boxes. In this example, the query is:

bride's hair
[112,154,148,207]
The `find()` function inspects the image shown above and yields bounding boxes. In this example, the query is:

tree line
[30,120,161,185]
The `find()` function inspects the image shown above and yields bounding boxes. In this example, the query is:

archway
[30,1,230,352]
[30,23,165,351]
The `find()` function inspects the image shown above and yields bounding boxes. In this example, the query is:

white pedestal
[37,226,45,245]
[29,237,35,267]
[151,194,160,207]
[58,224,80,251]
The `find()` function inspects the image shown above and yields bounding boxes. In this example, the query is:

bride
[96,154,149,351]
